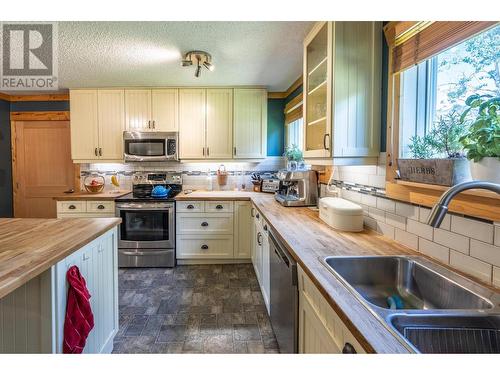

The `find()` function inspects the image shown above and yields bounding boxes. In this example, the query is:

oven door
[116,202,174,249]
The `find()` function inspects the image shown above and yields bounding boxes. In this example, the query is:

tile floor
[112,264,280,354]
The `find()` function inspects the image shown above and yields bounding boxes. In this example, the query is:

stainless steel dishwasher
[269,230,298,353]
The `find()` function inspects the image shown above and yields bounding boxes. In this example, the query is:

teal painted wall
[267,98,285,156]
[0,99,12,217]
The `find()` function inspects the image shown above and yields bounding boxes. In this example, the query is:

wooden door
[151,89,178,131]
[179,89,206,159]
[233,88,267,159]
[98,89,125,160]
[12,121,76,218]
[206,88,233,159]
[70,90,99,160]
[124,89,152,131]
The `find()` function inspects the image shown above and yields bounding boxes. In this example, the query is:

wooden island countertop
[53,190,131,201]
[0,218,121,299]
[174,191,499,353]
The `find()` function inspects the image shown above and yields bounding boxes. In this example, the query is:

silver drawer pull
[97,204,105,210]
[201,222,209,227]
[263,224,268,231]
[256,213,260,219]
[201,244,209,250]
[68,204,76,210]
[187,204,194,209]
[215,204,223,210]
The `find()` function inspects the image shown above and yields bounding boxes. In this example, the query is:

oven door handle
[116,205,173,210]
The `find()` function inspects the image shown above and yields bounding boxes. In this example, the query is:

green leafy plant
[459,94,500,162]
[283,144,303,162]
[427,111,468,158]
[407,134,435,159]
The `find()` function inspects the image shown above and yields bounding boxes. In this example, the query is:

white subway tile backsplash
[376,222,395,239]
[451,216,494,244]
[407,219,433,240]
[368,207,385,222]
[368,174,386,188]
[433,228,470,255]
[385,212,406,230]
[341,189,362,203]
[439,214,451,231]
[495,225,500,247]
[450,250,492,283]
[361,194,377,208]
[418,207,431,224]
[418,238,449,263]
[395,228,418,250]
[470,240,500,267]
[395,202,419,221]
[494,267,500,288]
[376,197,395,213]
[364,216,378,231]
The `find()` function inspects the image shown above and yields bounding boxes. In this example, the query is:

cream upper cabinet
[98,90,125,160]
[151,89,178,131]
[125,89,152,131]
[233,88,267,159]
[70,90,99,160]
[206,88,233,159]
[303,21,381,164]
[179,88,206,159]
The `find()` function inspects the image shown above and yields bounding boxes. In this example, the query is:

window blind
[385,21,498,73]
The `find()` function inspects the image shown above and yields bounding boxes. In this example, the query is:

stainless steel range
[115,172,182,267]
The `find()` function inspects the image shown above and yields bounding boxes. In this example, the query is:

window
[399,24,499,158]
[286,117,304,150]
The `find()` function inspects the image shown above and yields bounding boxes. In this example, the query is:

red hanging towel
[63,265,94,354]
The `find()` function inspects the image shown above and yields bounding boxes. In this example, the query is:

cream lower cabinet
[176,200,253,261]
[298,265,366,354]
[56,200,115,218]
[0,228,118,353]
[251,206,270,313]
[70,89,124,162]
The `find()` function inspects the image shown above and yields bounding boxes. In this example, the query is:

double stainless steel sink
[322,256,500,353]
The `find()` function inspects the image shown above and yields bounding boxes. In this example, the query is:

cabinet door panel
[179,89,206,159]
[206,88,233,159]
[234,202,252,259]
[125,90,151,131]
[152,89,178,131]
[98,90,124,160]
[70,90,99,160]
[233,89,267,159]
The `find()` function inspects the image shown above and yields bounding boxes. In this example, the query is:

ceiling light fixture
[181,50,214,77]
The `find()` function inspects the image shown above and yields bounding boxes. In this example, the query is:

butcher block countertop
[53,190,131,201]
[175,190,500,353]
[175,190,263,200]
[0,218,121,299]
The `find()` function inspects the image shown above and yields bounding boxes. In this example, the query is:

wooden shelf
[386,180,500,222]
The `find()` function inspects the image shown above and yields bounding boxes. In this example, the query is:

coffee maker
[275,170,318,207]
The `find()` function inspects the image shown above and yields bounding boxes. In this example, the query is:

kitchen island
[0,218,121,353]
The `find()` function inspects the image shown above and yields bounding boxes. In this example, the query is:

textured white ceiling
[57,21,314,91]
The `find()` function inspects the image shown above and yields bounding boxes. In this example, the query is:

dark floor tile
[156,324,188,343]
[233,341,248,353]
[261,332,279,350]
[200,313,217,325]
[203,335,234,353]
[113,336,155,353]
[142,315,165,337]
[233,324,261,341]
[246,340,265,353]
[150,342,183,354]
[182,339,203,353]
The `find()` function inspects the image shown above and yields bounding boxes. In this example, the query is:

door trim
[10,111,70,121]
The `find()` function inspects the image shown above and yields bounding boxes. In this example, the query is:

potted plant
[459,94,500,183]
[284,144,304,170]
[397,111,472,186]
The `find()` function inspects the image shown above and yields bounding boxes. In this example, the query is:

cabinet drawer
[253,207,263,225]
[176,213,233,235]
[205,201,233,213]
[86,201,115,213]
[57,201,86,213]
[177,201,204,213]
[177,236,234,259]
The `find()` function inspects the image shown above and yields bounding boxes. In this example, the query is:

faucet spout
[427,181,500,228]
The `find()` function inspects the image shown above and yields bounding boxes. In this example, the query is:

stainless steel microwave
[123,131,178,162]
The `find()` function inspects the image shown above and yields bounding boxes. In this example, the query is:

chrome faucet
[427,181,500,228]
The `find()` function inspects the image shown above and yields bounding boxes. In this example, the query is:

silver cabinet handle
[256,213,260,219]
[215,204,223,210]
[251,207,255,217]
[68,204,76,210]
[201,222,209,227]
[97,204,105,210]
[201,244,209,250]
[148,120,151,129]
[98,148,102,156]
[207,147,210,156]
[202,147,205,156]
[152,120,155,129]
[263,224,268,231]
[187,204,194,209]
[94,147,98,156]
[233,147,236,156]
[323,133,330,151]
[257,232,262,246]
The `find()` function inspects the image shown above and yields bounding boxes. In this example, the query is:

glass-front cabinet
[303,22,382,164]
[304,22,331,158]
